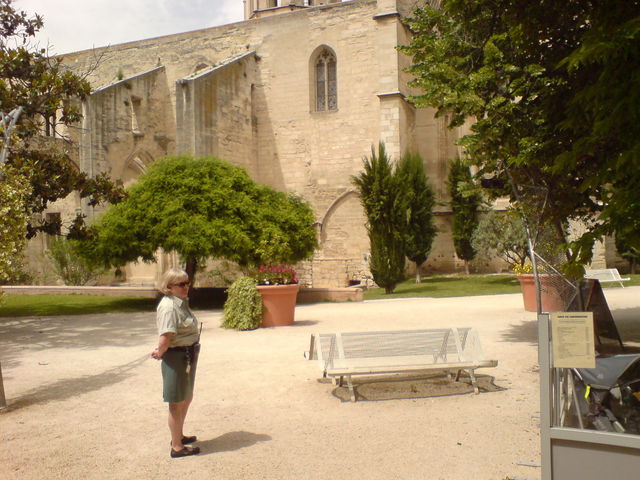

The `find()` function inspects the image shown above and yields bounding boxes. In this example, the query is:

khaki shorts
[161,346,199,403]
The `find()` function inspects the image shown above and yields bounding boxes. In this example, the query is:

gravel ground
[2,288,637,480]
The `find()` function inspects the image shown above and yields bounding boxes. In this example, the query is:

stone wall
[32,1,465,287]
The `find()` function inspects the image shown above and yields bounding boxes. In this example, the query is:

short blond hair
[158,268,189,295]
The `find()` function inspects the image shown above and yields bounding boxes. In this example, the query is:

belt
[168,343,197,352]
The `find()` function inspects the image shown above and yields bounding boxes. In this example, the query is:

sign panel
[551,312,596,368]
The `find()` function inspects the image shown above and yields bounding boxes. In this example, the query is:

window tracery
[315,48,337,112]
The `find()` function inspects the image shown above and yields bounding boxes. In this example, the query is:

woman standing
[151,268,201,458]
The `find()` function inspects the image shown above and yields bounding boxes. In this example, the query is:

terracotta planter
[257,284,300,327]
[517,274,565,312]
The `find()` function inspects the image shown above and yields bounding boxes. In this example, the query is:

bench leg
[346,375,356,402]
[468,369,480,394]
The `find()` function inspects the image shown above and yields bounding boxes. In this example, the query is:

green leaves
[84,155,318,277]
[0,0,122,239]
[402,0,640,264]
[221,276,263,331]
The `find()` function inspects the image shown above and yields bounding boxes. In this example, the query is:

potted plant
[513,262,566,312]
[252,265,300,327]
[221,276,263,330]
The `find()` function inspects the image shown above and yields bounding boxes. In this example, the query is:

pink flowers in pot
[252,265,298,285]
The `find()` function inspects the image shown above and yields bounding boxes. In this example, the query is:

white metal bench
[584,268,630,288]
[306,328,498,401]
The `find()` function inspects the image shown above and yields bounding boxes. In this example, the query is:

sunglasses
[172,281,190,287]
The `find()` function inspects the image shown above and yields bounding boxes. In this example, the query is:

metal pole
[0,361,6,409]
[0,106,23,407]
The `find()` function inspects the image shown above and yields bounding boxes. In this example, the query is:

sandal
[170,445,200,458]
[170,435,197,446]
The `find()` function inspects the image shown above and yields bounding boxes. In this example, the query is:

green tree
[615,235,640,275]
[397,152,436,283]
[0,0,124,239]
[352,143,406,294]
[46,236,105,285]
[447,158,480,274]
[471,209,529,270]
[83,155,318,284]
[0,164,30,291]
[400,0,640,269]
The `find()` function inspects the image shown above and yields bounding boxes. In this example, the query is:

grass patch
[363,274,521,300]
[0,294,159,317]
[1,274,638,316]
[363,273,640,300]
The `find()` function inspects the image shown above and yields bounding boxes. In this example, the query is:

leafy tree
[0,164,29,291]
[0,0,125,239]
[83,155,318,284]
[615,235,640,275]
[352,143,406,294]
[46,236,105,285]
[471,209,529,270]
[397,152,436,283]
[401,0,640,269]
[447,158,480,274]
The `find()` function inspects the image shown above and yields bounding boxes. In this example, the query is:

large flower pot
[257,284,300,327]
[517,274,565,312]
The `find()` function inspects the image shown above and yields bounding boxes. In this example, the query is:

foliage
[472,210,529,269]
[83,155,318,283]
[352,143,406,294]
[0,0,125,238]
[447,158,480,273]
[615,235,640,274]
[400,0,640,269]
[252,265,298,285]
[396,152,437,282]
[46,236,105,285]
[221,276,263,330]
[0,164,30,294]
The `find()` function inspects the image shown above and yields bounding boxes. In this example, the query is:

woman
[151,268,201,458]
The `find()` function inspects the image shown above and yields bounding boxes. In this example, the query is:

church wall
[176,53,258,177]
[46,1,468,287]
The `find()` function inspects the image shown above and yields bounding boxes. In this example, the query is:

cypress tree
[352,143,406,294]
[447,158,480,274]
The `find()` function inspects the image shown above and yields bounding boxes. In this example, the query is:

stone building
[24,0,621,287]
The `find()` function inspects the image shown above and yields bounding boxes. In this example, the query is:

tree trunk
[415,263,421,284]
[464,260,470,275]
[185,258,197,286]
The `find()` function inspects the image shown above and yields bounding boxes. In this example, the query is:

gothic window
[315,48,337,112]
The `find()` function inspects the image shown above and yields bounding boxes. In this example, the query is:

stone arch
[318,190,367,258]
[121,150,154,187]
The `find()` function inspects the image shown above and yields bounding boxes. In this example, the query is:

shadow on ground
[0,354,150,413]
[0,312,156,368]
[328,372,503,402]
[196,431,272,456]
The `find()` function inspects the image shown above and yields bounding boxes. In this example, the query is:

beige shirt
[156,295,199,347]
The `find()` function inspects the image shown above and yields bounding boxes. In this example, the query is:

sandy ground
[1,288,639,480]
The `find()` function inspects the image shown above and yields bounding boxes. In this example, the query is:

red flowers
[253,265,298,285]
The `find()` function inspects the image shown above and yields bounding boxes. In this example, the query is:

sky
[15,0,245,54]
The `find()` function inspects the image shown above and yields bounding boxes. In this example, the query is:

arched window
[315,47,337,112]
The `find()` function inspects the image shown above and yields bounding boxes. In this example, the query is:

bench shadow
[0,354,150,413]
[329,372,504,403]
[196,431,272,455]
